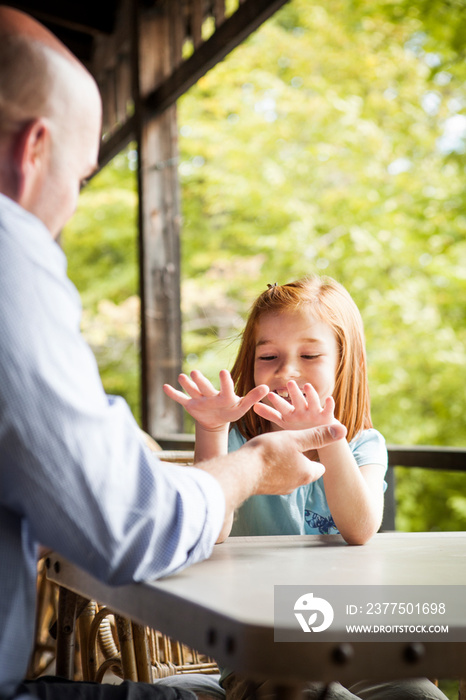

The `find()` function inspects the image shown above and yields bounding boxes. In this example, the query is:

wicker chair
[28,435,217,684]
[75,603,218,683]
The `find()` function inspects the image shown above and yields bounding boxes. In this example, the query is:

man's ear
[13,118,50,206]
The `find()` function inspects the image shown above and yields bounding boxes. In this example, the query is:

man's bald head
[0,5,102,236]
[0,5,100,131]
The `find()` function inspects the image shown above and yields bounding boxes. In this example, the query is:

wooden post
[115,615,138,681]
[132,622,153,682]
[190,0,203,49]
[55,587,78,680]
[133,0,184,436]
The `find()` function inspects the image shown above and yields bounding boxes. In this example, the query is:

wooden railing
[382,446,466,531]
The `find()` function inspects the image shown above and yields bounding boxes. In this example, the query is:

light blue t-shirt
[228,425,388,537]
[218,425,388,687]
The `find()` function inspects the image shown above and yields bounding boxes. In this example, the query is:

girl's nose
[276,358,300,378]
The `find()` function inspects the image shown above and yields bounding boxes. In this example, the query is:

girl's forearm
[194,422,233,539]
[317,440,384,545]
[194,422,229,462]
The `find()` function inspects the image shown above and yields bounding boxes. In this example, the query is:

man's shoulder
[0,193,64,271]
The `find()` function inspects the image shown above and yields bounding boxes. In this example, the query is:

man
[0,6,345,700]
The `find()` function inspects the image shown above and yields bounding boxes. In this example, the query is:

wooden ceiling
[3,1,288,70]
[5,0,288,165]
[4,0,121,64]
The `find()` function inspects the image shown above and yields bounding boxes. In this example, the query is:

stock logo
[294,592,334,633]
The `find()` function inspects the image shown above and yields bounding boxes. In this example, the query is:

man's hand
[196,422,347,541]
[244,422,346,495]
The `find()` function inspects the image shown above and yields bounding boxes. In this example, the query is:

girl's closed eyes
[256,353,321,361]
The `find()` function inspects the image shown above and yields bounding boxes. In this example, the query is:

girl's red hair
[230,276,372,442]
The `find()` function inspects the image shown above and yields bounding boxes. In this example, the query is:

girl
[163,276,447,700]
[164,275,387,545]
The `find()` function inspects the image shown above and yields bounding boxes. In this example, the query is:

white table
[47,532,466,686]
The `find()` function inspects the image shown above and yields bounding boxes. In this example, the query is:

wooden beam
[10,0,117,35]
[115,54,133,124]
[212,0,226,28]
[382,445,466,531]
[190,0,203,49]
[134,0,184,435]
[100,70,118,136]
[99,115,136,170]
[169,0,185,69]
[144,0,289,116]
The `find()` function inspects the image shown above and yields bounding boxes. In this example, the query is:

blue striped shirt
[0,194,224,699]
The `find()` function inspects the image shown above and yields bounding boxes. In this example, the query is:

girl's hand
[254,380,339,431]
[163,369,269,431]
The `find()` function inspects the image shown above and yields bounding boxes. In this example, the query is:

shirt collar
[0,192,67,275]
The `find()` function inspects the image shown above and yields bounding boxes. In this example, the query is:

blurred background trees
[62,0,466,533]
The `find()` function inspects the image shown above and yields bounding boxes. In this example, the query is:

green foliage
[395,467,466,532]
[178,0,466,530]
[61,151,141,420]
[62,0,466,531]
[62,152,138,311]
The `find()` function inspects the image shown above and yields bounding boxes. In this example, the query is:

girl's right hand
[163,369,269,431]
[254,380,338,431]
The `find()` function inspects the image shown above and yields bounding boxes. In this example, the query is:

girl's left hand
[254,380,338,431]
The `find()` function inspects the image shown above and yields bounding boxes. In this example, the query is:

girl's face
[253,309,339,405]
